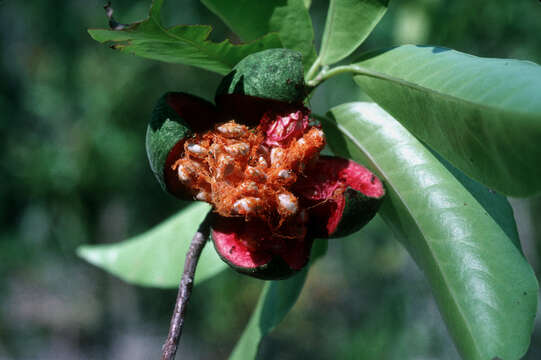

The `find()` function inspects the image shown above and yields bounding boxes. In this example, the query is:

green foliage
[77,202,226,288]
[202,0,316,71]
[6,0,541,358]
[77,0,541,358]
[319,0,389,66]
[323,102,538,360]
[229,240,327,359]
[353,45,541,197]
[229,264,309,359]
[89,0,282,75]
[200,0,284,41]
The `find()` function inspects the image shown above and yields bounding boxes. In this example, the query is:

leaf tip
[76,244,109,268]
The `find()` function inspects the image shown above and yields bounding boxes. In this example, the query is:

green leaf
[200,0,282,41]
[77,202,227,288]
[89,0,282,75]
[323,102,538,360]
[353,45,541,196]
[229,239,327,359]
[201,0,316,71]
[319,0,389,65]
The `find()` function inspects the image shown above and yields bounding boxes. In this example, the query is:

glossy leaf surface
[319,0,389,65]
[89,0,281,75]
[323,102,537,360]
[353,45,541,196]
[229,240,327,359]
[77,202,227,288]
[201,0,316,70]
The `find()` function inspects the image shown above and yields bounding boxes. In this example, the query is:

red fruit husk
[294,156,385,238]
[165,92,218,132]
[211,216,312,280]
[261,109,310,147]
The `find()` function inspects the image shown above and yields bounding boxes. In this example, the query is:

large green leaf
[319,0,389,65]
[77,202,227,288]
[201,0,316,71]
[229,239,327,360]
[322,102,538,360]
[89,0,282,75]
[353,45,541,196]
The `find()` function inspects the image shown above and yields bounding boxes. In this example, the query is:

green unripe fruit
[216,48,307,103]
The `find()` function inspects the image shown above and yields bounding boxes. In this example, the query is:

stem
[161,212,212,360]
[305,56,322,83]
[306,64,390,89]
[104,1,128,30]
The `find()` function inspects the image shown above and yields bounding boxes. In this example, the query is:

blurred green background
[1,0,541,359]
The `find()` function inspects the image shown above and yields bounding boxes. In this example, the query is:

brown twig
[104,1,128,30]
[161,212,212,360]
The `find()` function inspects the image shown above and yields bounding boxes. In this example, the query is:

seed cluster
[172,110,325,234]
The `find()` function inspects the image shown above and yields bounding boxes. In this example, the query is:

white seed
[217,155,236,178]
[240,181,258,193]
[258,156,268,168]
[233,197,261,214]
[220,154,234,162]
[270,147,284,167]
[310,128,325,141]
[217,122,246,138]
[246,166,267,180]
[209,143,223,157]
[277,193,298,214]
[233,199,251,213]
[177,164,191,182]
[225,142,250,156]
[187,143,206,155]
[195,191,210,202]
[278,169,292,179]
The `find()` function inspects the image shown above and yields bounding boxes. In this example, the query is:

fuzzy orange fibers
[172,105,325,238]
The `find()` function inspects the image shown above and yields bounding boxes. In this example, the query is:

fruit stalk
[161,212,212,360]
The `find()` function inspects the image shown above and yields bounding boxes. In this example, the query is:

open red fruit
[147,50,385,280]
[148,94,385,279]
